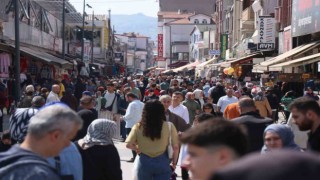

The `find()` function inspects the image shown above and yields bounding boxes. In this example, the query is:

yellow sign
[302,74,310,79]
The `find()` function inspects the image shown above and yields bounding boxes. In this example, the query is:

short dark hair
[126,92,138,99]
[180,118,248,157]
[173,91,183,97]
[197,113,215,123]
[1,130,10,140]
[238,98,255,109]
[106,83,114,87]
[289,97,320,116]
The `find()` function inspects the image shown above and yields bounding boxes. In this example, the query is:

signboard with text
[257,16,275,51]
[292,0,320,37]
[209,50,221,55]
[157,34,164,61]
[220,34,228,60]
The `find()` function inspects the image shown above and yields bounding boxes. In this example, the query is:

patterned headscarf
[80,119,117,149]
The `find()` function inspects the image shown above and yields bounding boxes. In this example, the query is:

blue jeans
[137,153,171,180]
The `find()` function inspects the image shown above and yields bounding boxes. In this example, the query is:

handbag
[167,122,174,159]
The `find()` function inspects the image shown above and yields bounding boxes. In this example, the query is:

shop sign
[257,16,275,51]
[292,0,320,37]
[318,62,320,72]
[220,34,228,60]
[157,34,164,60]
[302,73,310,79]
[209,49,221,55]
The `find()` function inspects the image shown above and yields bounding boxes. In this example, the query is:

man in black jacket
[232,97,272,152]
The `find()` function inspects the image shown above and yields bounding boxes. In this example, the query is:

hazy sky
[69,0,159,17]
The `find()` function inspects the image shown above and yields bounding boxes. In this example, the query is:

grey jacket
[0,145,60,180]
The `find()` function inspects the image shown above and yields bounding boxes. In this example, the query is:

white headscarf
[79,119,117,150]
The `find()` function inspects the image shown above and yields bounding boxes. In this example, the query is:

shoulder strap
[54,156,61,175]
[110,94,117,107]
[168,122,172,146]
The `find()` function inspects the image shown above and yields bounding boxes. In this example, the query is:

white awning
[268,53,320,71]
[256,41,320,71]
[197,58,217,69]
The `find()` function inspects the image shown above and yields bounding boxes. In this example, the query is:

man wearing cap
[46,84,60,103]
[19,85,35,108]
[74,96,98,141]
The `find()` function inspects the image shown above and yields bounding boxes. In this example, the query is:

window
[202,19,208,24]
[194,19,199,24]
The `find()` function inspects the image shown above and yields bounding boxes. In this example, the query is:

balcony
[242,6,254,21]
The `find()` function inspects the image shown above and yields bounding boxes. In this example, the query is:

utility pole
[62,0,66,60]
[81,0,86,61]
[108,9,111,62]
[14,0,21,99]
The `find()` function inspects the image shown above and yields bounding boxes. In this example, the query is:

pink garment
[0,53,11,74]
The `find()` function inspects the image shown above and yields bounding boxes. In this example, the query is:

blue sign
[209,50,221,55]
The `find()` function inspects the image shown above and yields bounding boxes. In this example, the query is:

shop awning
[173,61,200,72]
[197,58,217,69]
[268,53,320,71]
[255,41,320,71]
[168,61,189,68]
[161,69,173,74]
[220,53,260,68]
[19,46,71,66]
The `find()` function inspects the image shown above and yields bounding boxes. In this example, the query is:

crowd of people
[0,74,320,179]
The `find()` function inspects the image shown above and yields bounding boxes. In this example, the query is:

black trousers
[126,128,137,158]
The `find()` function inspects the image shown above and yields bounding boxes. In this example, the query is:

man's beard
[298,117,313,131]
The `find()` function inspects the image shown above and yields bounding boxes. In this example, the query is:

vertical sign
[257,16,275,50]
[220,34,228,61]
[157,34,164,60]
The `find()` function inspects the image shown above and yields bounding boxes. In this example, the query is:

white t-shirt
[217,95,238,113]
[169,104,190,124]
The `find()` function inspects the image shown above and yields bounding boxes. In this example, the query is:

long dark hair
[139,100,165,141]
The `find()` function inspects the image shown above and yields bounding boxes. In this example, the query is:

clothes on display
[0,53,11,78]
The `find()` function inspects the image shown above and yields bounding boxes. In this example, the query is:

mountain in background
[111,13,157,41]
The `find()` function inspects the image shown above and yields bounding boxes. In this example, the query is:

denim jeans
[137,153,171,180]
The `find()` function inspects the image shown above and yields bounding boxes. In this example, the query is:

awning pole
[14,0,21,100]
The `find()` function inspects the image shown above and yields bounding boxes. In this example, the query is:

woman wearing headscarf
[193,89,205,109]
[261,124,301,153]
[126,100,179,179]
[252,89,272,118]
[75,119,122,180]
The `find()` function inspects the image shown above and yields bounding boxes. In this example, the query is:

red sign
[158,34,164,60]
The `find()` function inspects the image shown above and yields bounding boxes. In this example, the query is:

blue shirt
[47,143,83,180]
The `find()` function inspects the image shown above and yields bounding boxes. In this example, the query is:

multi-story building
[68,14,110,62]
[157,0,216,68]
[159,0,216,15]
[115,33,153,74]
[190,24,216,63]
